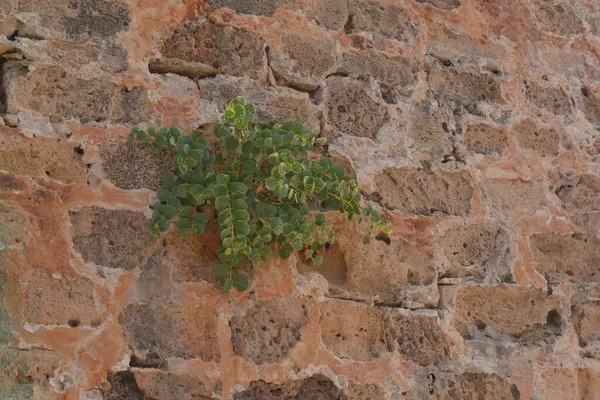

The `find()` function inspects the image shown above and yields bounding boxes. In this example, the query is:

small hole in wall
[546,310,561,327]
[375,233,391,245]
[45,171,51,177]
[67,319,81,328]
[581,86,591,97]
[74,145,84,155]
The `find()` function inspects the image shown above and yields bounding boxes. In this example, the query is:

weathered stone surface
[530,233,600,285]
[416,0,461,10]
[482,179,547,213]
[0,204,24,249]
[230,298,309,364]
[554,174,600,231]
[119,303,219,361]
[308,0,349,30]
[157,21,266,80]
[338,50,418,103]
[311,232,437,306]
[580,86,600,126]
[132,370,212,400]
[578,368,600,399]
[347,1,414,42]
[325,76,388,138]
[438,222,512,283]
[386,312,450,366]
[407,106,454,157]
[341,384,385,400]
[101,141,175,190]
[529,0,585,37]
[234,375,340,400]
[21,268,101,326]
[197,75,321,131]
[102,371,145,400]
[524,79,572,116]
[17,0,130,42]
[428,66,505,113]
[571,301,600,347]
[269,33,336,91]
[8,65,151,124]
[511,118,560,156]
[24,41,128,74]
[69,206,151,269]
[319,299,387,361]
[0,128,87,184]
[373,167,473,216]
[204,0,299,16]
[454,285,562,344]
[409,371,519,400]
[464,123,508,156]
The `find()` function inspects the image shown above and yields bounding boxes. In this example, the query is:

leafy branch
[129,97,391,292]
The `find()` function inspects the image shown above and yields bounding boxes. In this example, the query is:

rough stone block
[410,371,519,400]
[428,66,504,113]
[22,269,101,326]
[338,50,418,103]
[0,204,25,249]
[69,206,151,269]
[234,375,340,400]
[325,77,389,138]
[454,285,562,344]
[229,298,309,364]
[529,0,585,37]
[554,173,600,231]
[132,370,212,400]
[511,118,559,156]
[8,65,151,125]
[572,301,600,348]
[581,86,600,126]
[482,178,547,213]
[407,107,454,156]
[101,141,175,190]
[102,371,145,400]
[118,303,219,361]
[530,233,600,285]
[157,21,266,80]
[347,1,414,42]
[319,299,388,361]
[437,222,512,283]
[578,368,600,399]
[308,0,349,30]
[311,232,438,306]
[416,0,461,10]
[269,33,336,91]
[385,312,450,366]
[464,123,508,156]
[524,79,572,116]
[17,0,130,42]
[373,167,472,216]
[204,0,299,16]
[197,75,321,131]
[341,384,385,400]
[0,128,87,184]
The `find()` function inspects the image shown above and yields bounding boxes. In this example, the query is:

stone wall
[0,0,599,399]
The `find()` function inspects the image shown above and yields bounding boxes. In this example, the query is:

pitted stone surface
[157,21,266,80]
[69,206,151,269]
[319,299,388,361]
[119,303,220,361]
[229,298,309,364]
[325,76,389,138]
[374,167,473,216]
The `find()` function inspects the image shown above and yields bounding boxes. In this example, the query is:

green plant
[129,97,391,292]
